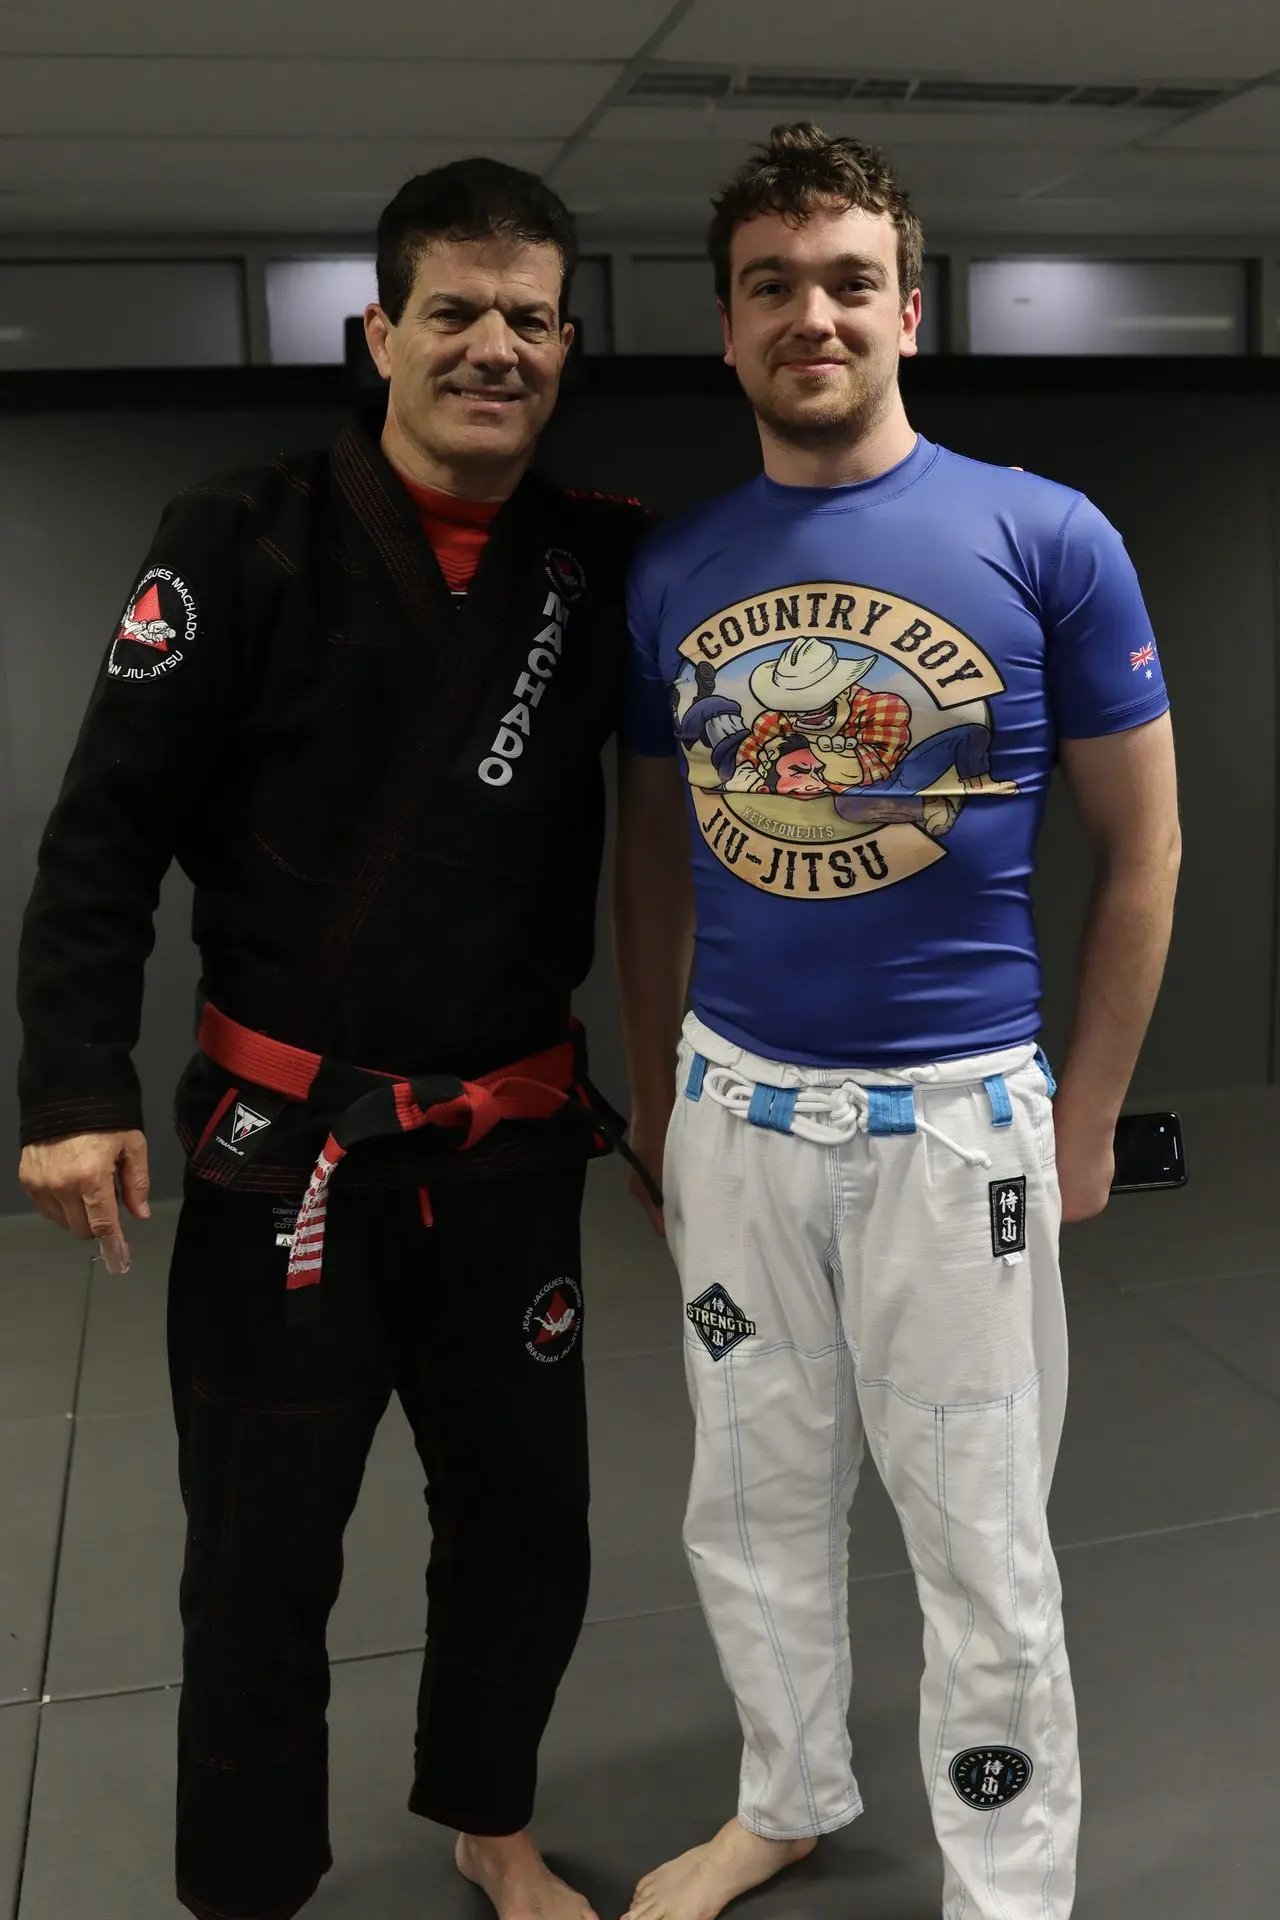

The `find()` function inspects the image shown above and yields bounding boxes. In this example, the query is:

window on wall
[629,254,942,353]
[0,261,246,369]
[267,255,613,365]
[267,257,378,365]
[969,259,1248,355]
[916,258,942,354]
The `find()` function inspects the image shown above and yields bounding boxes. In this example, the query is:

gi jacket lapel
[331,411,551,688]
[285,416,551,1044]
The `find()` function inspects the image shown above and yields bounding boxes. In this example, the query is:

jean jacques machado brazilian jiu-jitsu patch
[108,569,198,682]
[523,1278,583,1363]
[544,547,586,602]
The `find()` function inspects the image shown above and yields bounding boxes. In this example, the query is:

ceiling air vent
[628,68,731,100]
[913,80,1075,105]
[1070,85,1141,107]
[855,78,913,101]
[1140,85,1224,109]
[625,65,1233,115]
[738,72,860,101]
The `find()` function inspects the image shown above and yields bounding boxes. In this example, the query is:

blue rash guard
[622,435,1170,1068]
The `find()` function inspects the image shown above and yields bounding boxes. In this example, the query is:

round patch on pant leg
[949,1746,1033,1809]
[523,1277,583,1363]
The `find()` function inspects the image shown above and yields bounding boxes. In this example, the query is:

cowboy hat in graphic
[748,636,876,713]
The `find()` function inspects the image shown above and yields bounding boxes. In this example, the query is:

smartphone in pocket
[1110,1111,1186,1193]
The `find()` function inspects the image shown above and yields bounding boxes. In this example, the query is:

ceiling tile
[1149,83,1280,151]
[0,58,618,139]
[592,102,1159,151]
[0,137,560,196]
[1038,145,1280,198]
[0,0,678,59]
[663,0,1277,84]
[560,137,1102,206]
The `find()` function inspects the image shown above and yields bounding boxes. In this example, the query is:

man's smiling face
[720,201,919,451]
[371,234,573,482]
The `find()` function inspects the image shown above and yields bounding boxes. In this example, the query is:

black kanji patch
[686,1286,757,1361]
[989,1176,1027,1257]
[950,1745,1033,1810]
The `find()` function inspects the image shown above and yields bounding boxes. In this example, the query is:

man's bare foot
[456,1831,598,1920]
[622,1817,816,1920]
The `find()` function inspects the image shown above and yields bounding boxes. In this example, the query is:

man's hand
[1051,1099,1114,1225]
[626,1107,672,1238]
[19,1131,152,1245]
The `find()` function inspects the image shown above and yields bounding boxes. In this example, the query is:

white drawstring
[702,1063,993,1170]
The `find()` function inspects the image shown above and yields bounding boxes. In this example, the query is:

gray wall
[0,407,343,1213]
[3,379,1275,1211]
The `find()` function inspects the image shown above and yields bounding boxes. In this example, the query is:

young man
[17,159,648,1920]
[615,124,1179,1920]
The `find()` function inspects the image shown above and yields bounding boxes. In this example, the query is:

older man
[18,158,646,1920]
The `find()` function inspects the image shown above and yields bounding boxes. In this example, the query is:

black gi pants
[167,1162,591,1920]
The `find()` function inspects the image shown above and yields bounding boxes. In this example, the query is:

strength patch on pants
[988,1176,1027,1257]
[950,1745,1033,1809]
[686,1286,757,1361]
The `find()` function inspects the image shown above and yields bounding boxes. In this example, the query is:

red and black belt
[190,1002,660,1291]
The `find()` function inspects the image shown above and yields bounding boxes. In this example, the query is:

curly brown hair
[707,121,924,307]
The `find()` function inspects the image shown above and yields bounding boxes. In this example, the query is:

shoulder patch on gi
[989,1176,1027,1257]
[686,1285,757,1361]
[950,1745,1033,1810]
[545,547,586,602]
[108,567,198,683]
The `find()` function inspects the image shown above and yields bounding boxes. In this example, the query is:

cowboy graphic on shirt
[725,636,911,794]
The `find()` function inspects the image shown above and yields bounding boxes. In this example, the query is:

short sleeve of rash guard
[618,547,678,756]
[1046,494,1170,740]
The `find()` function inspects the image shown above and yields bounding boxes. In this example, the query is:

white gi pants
[664,1012,1079,1920]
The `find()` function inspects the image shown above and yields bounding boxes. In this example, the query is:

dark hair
[707,121,924,307]
[376,157,578,323]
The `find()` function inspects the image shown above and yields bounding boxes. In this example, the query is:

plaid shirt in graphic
[737,687,912,789]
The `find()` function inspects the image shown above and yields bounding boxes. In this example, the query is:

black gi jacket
[17,403,648,1191]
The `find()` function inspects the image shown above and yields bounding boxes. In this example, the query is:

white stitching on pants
[930,1408,977,1920]
[825,1143,853,1735]
[983,1396,1023,1920]
[828,1335,850,1734]
[1037,1442,1058,1919]
[724,1359,822,1830]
